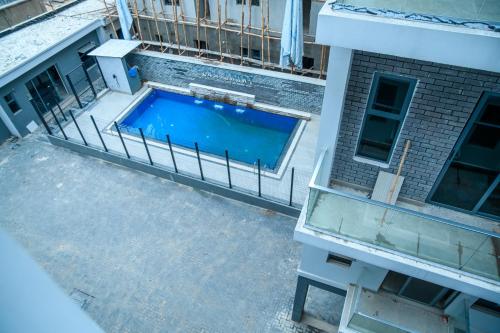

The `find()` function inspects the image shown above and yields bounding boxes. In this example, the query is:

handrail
[308,148,500,239]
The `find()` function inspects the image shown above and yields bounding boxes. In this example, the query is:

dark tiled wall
[128,52,325,114]
[332,51,500,202]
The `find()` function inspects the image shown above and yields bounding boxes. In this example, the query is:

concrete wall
[330,50,500,202]
[0,0,46,30]
[299,245,388,292]
[0,31,100,136]
[128,51,325,113]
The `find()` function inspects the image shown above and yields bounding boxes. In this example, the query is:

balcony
[304,150,500,284]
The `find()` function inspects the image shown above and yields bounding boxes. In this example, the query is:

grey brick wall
[331,51,500,202]
[128,52,325,114]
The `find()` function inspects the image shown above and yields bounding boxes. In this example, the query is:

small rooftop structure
[88,39,141,58]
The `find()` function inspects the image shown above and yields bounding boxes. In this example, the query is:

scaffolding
[103,0,328,79]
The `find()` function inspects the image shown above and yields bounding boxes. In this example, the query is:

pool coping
[104,82,310,180]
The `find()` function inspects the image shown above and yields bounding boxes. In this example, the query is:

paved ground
[0,135,344,333]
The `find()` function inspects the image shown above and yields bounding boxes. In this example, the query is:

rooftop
[335,0,500,29]
[0,0,105,84]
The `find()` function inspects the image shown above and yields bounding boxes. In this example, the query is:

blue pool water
[119,89,299,170]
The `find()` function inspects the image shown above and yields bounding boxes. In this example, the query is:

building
[128,0,328,75]
[0,0,47,30]
[293,1,500,332]
[0,0,114,143]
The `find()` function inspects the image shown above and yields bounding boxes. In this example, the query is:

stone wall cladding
[128,52,325,114]
[332,50,500,202]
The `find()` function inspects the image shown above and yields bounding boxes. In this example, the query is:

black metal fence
[34,79,302,214]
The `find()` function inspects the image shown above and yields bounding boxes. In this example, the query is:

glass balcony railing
[305,150,500,283]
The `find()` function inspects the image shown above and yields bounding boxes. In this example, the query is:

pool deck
[60,88,319,206]
[0,135,344,333]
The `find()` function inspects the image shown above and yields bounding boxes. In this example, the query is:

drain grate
[69,288,95,310]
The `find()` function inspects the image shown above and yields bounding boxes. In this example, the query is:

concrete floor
[0,135,344,333]
[59,88,318,207]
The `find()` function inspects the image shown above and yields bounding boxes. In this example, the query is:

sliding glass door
[26,65,68,114]
[430,92,499,219]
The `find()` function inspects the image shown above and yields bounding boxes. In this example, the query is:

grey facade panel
[0,31,100,136]
[127,52,325,114]
[331,51,500,202]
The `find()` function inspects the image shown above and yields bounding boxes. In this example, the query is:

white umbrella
[280,0,304,70]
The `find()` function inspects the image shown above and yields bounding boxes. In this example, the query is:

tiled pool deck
[58,88,318,207]
[0,136,344,333]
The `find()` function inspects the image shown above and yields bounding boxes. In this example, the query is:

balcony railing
[305,150,500,283]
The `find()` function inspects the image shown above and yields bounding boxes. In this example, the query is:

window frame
[236,0,260,6]
[427,91,500,221]
[355,72,416,164]
[3,92,21,114]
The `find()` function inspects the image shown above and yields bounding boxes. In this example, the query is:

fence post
[48,108,67,140]
[114,121,130,159]
[166,134,178,173]
[66,74,83,109]
[54,100,67,122]
[289,167,295,206]
[95,61,108,89]
[90,115,107,152]
[257,158,261,197]
[30,99,52,135]
[83,66,97,98]
[69,110,87,146]
[194,142,204,181]
[225,149,232,189]
[139,128,153,165]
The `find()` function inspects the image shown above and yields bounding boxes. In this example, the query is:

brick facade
[128,52,325,114]
[331,51,500,202]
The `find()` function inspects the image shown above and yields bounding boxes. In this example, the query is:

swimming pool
[117,89,300,171]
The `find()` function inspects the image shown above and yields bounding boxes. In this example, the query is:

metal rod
[257,158,261,197]
[289,167,295,206]
[166,134,178,173]
[225,149,232,189]
[49,108,67,140]
[69,110,87,145]
[194,142,204,180]
[30,99,52,135]
[55,100,67,121]
[66,74,83,108]
[95,61,108,89]
[114,121,130,159]
[83,66,97,98]
[139,128,153,165]
[90,115,107,152]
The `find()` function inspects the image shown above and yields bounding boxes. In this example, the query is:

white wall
[96,57,132,94]
[299,245,388,291]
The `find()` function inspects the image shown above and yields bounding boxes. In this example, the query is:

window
[78,42,97,70]
[193,39,207,49]
[4,92,21,114]
[326,253,352,267]
[381,271,456,308]
[155,34,163,43]
[241,47,248,57]
[356,73,416,163]
[302,56,314,69]
[430,92,500,218]
[164,0,172,4]
[236,0,259,5]
[251,49,261,60]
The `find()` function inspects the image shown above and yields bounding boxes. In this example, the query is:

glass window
[430,93,499,219]
[4,92,21,114]
[356,73,416,163]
